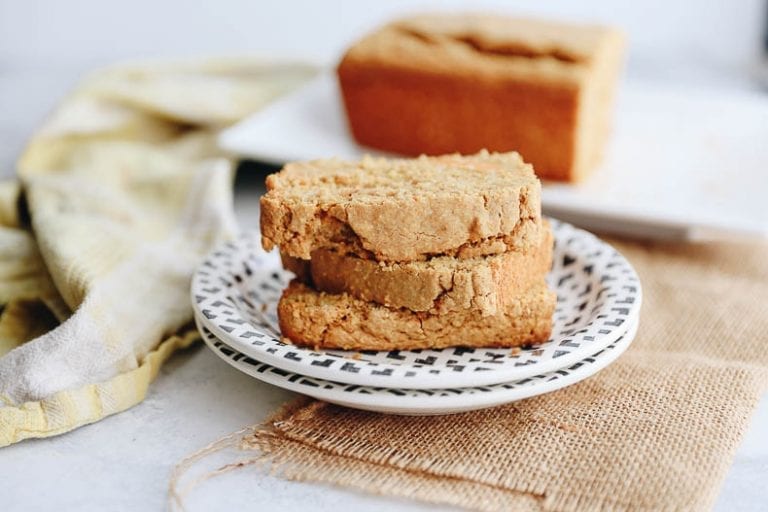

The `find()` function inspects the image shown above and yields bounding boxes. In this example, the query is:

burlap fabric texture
[237,238,768,512]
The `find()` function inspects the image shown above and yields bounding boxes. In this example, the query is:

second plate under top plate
[198,318,639,415]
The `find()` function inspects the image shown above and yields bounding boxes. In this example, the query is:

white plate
[197,317,638,415]
[219,72,768,240]
[192,218,641,389]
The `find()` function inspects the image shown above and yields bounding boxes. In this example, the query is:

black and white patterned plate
[191,218,641,389]
[197,317,638,415]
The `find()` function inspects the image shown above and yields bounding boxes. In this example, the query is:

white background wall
[1,0,766,88]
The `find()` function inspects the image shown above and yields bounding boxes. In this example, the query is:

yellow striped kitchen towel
[0,59,316,447]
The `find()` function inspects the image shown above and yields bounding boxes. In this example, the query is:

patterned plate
[192,218,641,389]
[198,317,638,415]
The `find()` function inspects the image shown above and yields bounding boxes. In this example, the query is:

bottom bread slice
[277,281,556,351]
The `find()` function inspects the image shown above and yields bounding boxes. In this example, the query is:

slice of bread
[277,280,555,351]
[284,221,553,316]
[260,151,542,262]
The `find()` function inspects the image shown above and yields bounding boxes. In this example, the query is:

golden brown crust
[392,14,611,65]
[306,222,553,316]
[260,151,542,261]
[336,13,625,182]
[278,280,555,351]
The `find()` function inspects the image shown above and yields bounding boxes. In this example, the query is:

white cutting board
[220,72,768,241]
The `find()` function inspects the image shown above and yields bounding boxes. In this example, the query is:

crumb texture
[307,221,553,315]
[278,280,555,351]
[260,151,542,261]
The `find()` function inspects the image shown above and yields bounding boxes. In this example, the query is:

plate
[197,317,638,415]
[192,218,641,389]
[219,72,768,240]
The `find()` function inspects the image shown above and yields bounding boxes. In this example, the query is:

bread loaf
[337,14,625,182]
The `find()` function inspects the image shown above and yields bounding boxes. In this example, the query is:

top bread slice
[260,151,542,262]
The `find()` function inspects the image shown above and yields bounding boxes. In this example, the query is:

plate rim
[197,317,638,415]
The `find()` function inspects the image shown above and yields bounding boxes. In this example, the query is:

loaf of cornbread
[337,14,625,182]
[278,280,555,351]
[260,151,542,262]
[282,221,553,316]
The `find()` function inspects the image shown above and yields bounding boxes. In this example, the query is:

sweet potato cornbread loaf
[283,221,553,316]
[337,14,625,182]
[260,151,542,262]
[278,281,555,351]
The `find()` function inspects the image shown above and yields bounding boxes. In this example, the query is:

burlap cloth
[220,237,767,512]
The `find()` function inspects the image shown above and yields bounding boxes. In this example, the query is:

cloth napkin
[0,59,316,447]
[182,237,768,512]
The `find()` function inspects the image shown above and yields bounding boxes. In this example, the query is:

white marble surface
[1,69,767,511]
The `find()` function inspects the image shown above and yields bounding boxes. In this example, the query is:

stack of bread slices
[260,151,556,351]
